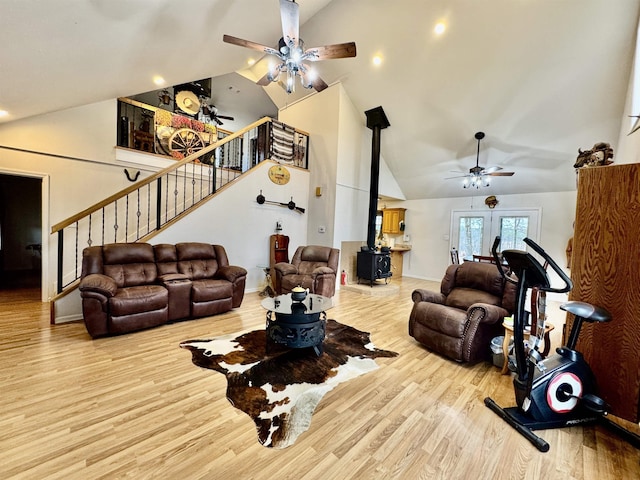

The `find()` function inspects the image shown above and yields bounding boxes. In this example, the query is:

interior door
[451,208,541,259]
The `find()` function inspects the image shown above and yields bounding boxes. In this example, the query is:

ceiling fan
[447,132,515,188]
[223,0,356,94]
[201,104,234,126]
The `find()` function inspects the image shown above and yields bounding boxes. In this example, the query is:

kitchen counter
[389,245,411,277]
[390,244,412,251]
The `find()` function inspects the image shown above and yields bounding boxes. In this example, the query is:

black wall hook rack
[256,191,305,214]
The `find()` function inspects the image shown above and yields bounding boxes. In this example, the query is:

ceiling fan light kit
[448,131,515,189]
[463,174,491,189]
[223,0,356,95]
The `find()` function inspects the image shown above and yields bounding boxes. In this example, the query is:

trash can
[491,336,505,368]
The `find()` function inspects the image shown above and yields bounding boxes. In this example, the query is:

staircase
[50,116,309,299]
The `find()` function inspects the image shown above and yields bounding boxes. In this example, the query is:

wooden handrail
[51,116,274,234]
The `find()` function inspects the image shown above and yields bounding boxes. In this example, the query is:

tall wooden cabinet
[269,234,289,282]
[567,163,640,423]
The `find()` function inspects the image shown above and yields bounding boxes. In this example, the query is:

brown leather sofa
[408,261,515,363]
[273,245,340,297]
[79,242,247,338]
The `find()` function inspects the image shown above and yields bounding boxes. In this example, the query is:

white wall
[0,98,310,299]
[280,84,406,248]
[279,85,340,247]
[617,22,640,164]
[384,190,577,284]
[0,100,156,299]
[153,161,309,292]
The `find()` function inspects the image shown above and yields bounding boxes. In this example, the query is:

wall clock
[268,164,291,185]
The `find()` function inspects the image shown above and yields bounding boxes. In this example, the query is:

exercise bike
[484,236,612,452]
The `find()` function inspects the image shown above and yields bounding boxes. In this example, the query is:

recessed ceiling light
[434,22,446,35]
[372,55,383,66]
[153,76,166,86]
[0,110,8,118]
[247,58,256,66]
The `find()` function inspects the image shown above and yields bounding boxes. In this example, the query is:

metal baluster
[136,188,141,240]
[87,214,92,246]
[125,194,129,242]
[57,229,64,294]
[113,198,118,243]
[147,182,151,235]
[101,207,105,245]
[156,176,162,231]
[74,221,79,283]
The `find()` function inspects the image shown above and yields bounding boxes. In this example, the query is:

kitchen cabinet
[382,208,406,234]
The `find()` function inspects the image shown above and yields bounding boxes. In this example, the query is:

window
[499,216,529,250]
[451,209,540,259]
[457,216,486,260]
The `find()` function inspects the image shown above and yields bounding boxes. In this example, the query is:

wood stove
[357,248,391,286]
[356,106,393,286]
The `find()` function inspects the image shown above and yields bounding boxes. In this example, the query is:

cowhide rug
[180,319,398,448]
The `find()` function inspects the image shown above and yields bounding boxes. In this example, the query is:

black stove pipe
[364,106,390,250]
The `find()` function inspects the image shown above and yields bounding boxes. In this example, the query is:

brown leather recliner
[273,245,340,297]
[408,261,516,363]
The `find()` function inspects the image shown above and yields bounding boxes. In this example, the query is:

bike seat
[560,301,611,323]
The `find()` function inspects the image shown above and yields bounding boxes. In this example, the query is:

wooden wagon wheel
[168,128,205,157]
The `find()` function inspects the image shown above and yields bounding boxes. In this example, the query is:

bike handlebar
[491,236,573,293]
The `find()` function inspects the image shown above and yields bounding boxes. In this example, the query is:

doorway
[450,208,541,260]
[0,174,43,291]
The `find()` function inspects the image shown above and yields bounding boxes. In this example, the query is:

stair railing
[50,116,309,296]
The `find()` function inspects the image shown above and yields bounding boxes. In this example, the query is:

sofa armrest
[216,265,248,283]
[274,263,297,276]
[79,274,117,298]
[411,289,445,304]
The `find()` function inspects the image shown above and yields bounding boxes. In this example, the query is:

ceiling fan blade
[445,174,470,180]
[310,74,328,92]
[256,71,274,86]
[216,115,235,121]
[279,0,299,46]
[305,42,357,61]
[482,165,503,174]
[213,117,224,126]
[488,172,515,176]
[223,34,279,56]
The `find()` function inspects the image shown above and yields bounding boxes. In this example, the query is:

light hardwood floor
[1,278,639,479]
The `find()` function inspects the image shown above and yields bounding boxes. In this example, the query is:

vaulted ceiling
[1,0,638,199]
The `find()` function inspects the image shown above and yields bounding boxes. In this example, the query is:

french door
[450,208,541,260]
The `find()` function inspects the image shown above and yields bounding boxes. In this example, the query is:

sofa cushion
[454,262,504,297]
[445,287,501,310]
[191,279,233,302]
[176,243,220,280]
[103,243,157,287]
[154,244,178,275]
[414,302,468,338]
[109,285,168,316]
[281,274,314,293]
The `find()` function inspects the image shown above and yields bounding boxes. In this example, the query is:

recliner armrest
[274,263,297,275]
[467,303,509,325]
[79,274,117,298]
[216,265,248,282]
[412,289,445,304]
[312,266,334,276]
